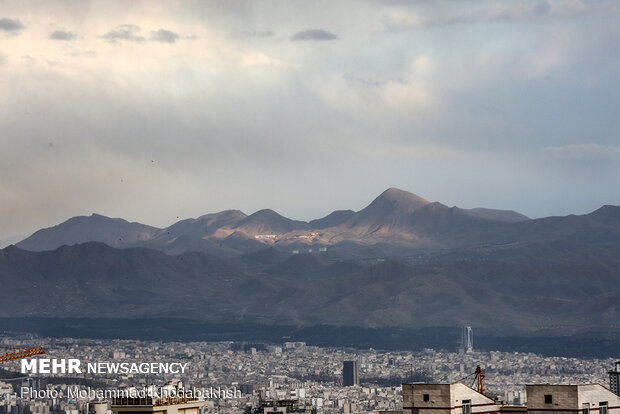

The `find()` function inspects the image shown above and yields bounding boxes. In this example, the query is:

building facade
[402,383,500,414]
[526,384,620,414]
[610,362,620,396]
[343,361,359,387]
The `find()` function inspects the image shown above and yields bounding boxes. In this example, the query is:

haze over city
[1,0,620,245]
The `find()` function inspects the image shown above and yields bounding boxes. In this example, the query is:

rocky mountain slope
[16,188,539,255]
[1,239,618,335]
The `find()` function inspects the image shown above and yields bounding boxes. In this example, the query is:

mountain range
[3,187,619,342]
[16,187,542,256]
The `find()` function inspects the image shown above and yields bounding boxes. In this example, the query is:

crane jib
[0,347,46,363]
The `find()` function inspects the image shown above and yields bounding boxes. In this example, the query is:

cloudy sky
[1,0,619,244]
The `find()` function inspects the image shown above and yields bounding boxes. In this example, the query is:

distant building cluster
[0,336,617,414]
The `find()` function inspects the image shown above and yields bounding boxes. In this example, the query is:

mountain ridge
[1,241,617,336]
[14,188,619,257]
[5,187,619,344]
[15,214,160,252]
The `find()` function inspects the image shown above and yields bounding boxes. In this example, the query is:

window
[600,402,608,414]
[423,394,430,402]
[463,399,471,414]
[544,395,553,404]
[582,404,589,414]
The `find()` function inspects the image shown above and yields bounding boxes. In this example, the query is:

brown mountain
[309,210,356,229]
[5,190,619,344]
[233,209,309,235]
[152,210,247,241]
[16,188,620,258]
[16,214,159,252]
[339,187,431,234]
[462,207,529,223]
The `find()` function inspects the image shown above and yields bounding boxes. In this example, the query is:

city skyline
[1,335,618,414]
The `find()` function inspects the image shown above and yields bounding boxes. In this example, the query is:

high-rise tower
[610,360,620,395]
[343,360,359,386]
[461,326,473,353]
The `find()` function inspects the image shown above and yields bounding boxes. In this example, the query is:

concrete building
[284,342,306,350]
[402,382,620,414]
[505,390,526,406]
[610,361,620,396]
[111,400,203,414]
[402,383,501,414]
[246,399,315,413]
[343,361,359,387]
[90,402,109,414]
[461,327,473,354]
[526,384,620,414]
[362,412,401,414]
[111,382,203,414]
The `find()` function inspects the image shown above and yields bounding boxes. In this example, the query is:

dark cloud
[49,29,77,41]
[0,17,24,32]
[100,25,145,43]
[291,29,338,41]
[343,74,386,87]
[149,29,180,43]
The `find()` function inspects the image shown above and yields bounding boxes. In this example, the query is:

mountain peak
[197,210,246,221]
[90,213,109,218]
[249,209,283,218]
[235,209,309,235]
[338,188,432,234]
[375,188,430,208]
[16,214,159,252]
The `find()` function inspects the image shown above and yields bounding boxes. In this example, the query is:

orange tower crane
[0,346,46,362]
[473,365,485,395]
[459,365,486,395]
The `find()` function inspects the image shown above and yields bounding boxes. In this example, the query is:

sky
[1,0,620,244]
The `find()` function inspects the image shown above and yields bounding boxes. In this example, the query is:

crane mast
[474,365,485,395]
[458,365,486,395]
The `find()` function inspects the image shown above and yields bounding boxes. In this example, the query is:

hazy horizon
[2,0,619,241]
